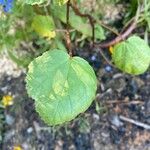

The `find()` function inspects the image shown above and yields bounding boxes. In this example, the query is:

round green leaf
[112,36,150,75]
[26,50,97,125]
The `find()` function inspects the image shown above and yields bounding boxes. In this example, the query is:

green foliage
[112,36,150,75]
[51,4,105,40]
[26,50,97,125]
[0,7,37,69]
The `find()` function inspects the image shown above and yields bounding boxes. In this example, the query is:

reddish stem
[99,21,137,48]
[70,1,137,48]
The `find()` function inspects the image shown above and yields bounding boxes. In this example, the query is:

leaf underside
[26,50,97,125]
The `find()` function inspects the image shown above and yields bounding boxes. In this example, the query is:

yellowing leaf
[32,15,56,39]
[109,46,114,54]
[2,95,14,107]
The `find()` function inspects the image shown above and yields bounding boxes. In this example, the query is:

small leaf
[112,36,150,75]
[25,0,47,5]
[26,50,97,125]
[32,15,56,39]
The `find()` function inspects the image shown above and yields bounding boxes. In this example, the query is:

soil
[0,48,150,150]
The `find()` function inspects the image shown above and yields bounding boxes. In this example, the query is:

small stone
[93,113,99,120]
[22,143,31,150]
[105,65,112,72]
[109,115,123,127]
[27,127,33,134]
[101,132,109,138]
[5,114,15,125]
[91,55,96,61]
[1,86,8,92]
[106,88,112,94]
[141,106,145,110]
